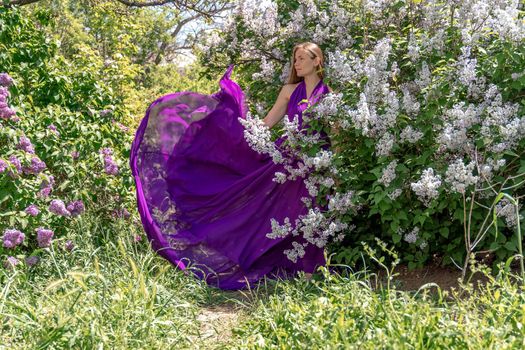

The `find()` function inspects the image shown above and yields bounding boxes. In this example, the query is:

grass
[1,211,525,349]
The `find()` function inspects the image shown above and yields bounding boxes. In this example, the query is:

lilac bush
[201,0,525,269]
[1,68,135,271]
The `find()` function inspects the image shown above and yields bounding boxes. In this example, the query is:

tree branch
[3,0,42,7]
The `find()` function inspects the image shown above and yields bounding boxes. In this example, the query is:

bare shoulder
[281,83,300,100]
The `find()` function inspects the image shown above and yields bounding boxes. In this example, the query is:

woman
[129,42,332,290]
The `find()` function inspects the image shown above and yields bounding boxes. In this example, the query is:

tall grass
[2,211,525,349]
[0,211,214,349]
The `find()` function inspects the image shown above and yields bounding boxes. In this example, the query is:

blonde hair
[287,42,324,84]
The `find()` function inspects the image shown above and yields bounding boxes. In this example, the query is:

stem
[515,198,524,286]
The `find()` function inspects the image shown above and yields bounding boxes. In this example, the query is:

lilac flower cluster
[0,72,14,87]
[0,73,16,121]
[100,109,113,117]
[100,147,119,175]
[378,160,397,188]
[66,200,85,217]
[48,123,60,136]
[23,156,47,175]
[37,175,55,198]
[7,155,22,178]
[410,168,442,206]
[48,199,71,217]
[64,240,75,252]
[17,136,35,153]
[24,204,40,216]
[113,207,130,219]
[4,256,20,270]
[2,228,25,248]
[0,158,7,174]
[25,256,40,267]
[36,227,54,248]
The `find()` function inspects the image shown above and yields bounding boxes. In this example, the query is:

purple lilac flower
[0,73,14,87]
[112,120,129,132]
[66,200,85,217]
[24,204,40,216]
[99,147,113,156]
[134,234,142,242]
[17,136,35,154]
[64,240,75,252]
[0,86,10,97]
[114,208,130,219]
[23,157,47,175]
[0,104,16,120]
[47,124,60,136]
[37,175,55,198]
[36,227,54,247]
[48,199,71,217]
[2,228,25,248]
[7,155,22,177]
[100,109,112,117]
[71,151,79,159]
[0,159,7,173]
[4,256,20,270]
[25,255,40,267]
[104,155,119,175]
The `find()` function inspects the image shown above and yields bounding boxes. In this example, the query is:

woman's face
[293,48,319,77]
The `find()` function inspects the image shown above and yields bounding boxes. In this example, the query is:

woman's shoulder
[281,83,301,99]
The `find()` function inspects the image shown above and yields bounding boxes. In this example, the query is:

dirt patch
[373,264,486,292]
[191,304,241,346]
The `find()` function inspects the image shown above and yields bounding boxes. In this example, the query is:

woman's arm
[262,85,294,129]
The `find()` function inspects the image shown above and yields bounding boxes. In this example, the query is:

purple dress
[130,65,330,290]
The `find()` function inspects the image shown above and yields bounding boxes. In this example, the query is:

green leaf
[439,227,449,238]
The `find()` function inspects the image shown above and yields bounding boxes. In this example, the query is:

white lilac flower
[415,61,432,91]
[388,188,402,200]
[347,92,374,135]
[284,241,306,263]
[312,92,343,118]
[252,56,276,82]
[444,158,478,194]
[326,50,363,84]
[272,171,288,184]
[410,168,442,206]
[363,37,392,105]
[266,217,293,239]
[375,132,394,157]
[495,198,521,228]
[328,191,355,213]
[378,160,397,187]
[403,227,420,244]
[399,125,424,144]
[407,33,420,62]
[239,112,281,160]
[305,150,333,170]
[401,86,420,117]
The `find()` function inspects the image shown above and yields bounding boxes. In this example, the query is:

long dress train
[129,65,330,290]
